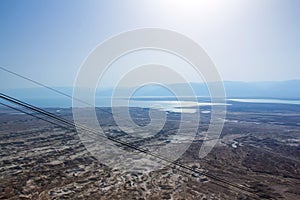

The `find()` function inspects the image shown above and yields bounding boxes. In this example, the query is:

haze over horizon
[1,2,300,199]
[1,0,300,89]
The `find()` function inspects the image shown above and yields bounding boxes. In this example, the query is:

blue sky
[0,0,300,89]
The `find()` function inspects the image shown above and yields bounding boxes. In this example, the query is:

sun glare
[169,0,226,17]
[155,0,238,25]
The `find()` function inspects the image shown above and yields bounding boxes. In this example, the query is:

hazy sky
[0,0,300,89]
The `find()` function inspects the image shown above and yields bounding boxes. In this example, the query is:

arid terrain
[0,101,299,199]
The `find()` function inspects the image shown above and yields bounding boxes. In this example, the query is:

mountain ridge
[2,80,300,100]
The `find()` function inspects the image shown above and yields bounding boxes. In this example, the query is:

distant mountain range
[223,80,300,99]
[3,80,300,101]
[124,80,300,99]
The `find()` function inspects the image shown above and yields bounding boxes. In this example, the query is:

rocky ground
[0,102,299,199]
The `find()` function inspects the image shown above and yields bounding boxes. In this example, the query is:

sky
[0,0,300,89]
